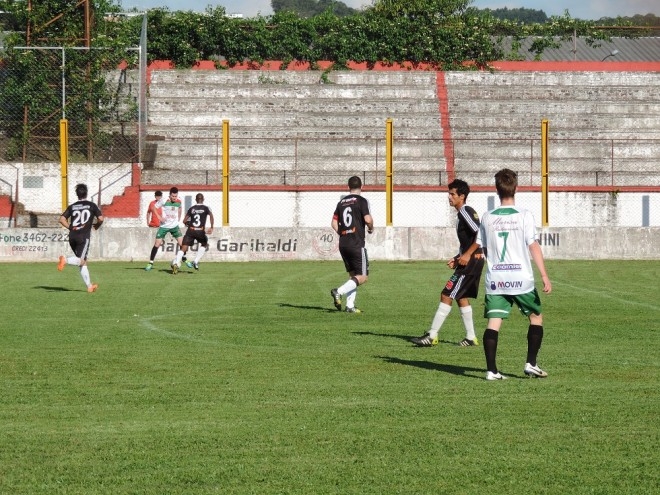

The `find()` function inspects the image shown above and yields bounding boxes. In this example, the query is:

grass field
[1,259,658,494]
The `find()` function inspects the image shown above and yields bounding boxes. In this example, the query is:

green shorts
[484,290,542,319]
[155,226,182,240]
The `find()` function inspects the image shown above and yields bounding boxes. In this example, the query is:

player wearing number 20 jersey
[57,183,104,293]
[60,190,103,260]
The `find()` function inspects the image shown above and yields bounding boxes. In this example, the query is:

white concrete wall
[0,225,657,262]
[128,190,658,229]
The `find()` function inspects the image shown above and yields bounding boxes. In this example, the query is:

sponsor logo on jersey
[493,263,522,271]
[490,280,524,290]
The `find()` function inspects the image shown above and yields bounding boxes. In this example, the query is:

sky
[118,0,660,20]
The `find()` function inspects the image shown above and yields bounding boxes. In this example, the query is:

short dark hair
[169,186,178,195]
[196,193,204,202]
[75,183,88,199]
[495,168,518,199]
[348,176,362,190]
[448,179,470,199]
[155,190,162,197]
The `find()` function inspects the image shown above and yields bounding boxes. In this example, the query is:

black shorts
[68,232,91,260]
[340,246,369,276]
[441,255,485,300]
[182,228,208,247]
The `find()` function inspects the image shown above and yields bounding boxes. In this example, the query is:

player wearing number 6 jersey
[476,168,552,381]
[329,176,374,313]
[57,183,104,293]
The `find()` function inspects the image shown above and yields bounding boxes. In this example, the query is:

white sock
[175,250,184,264]
[67,256,81,266]
[346,289,357,308]
[460,305,476,341]
[429,302,452,338]
[194,246,206,263]
[80,265,91,286]
[338,279,357,295]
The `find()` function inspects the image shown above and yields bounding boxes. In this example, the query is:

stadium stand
[144,64,660,188]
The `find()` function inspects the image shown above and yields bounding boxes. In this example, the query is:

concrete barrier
[1,226,658,262]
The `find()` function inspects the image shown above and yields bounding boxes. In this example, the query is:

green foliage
[272,0,358,18]
[1,260,659,493]
[481,6,548,24]
[0,0,141,162]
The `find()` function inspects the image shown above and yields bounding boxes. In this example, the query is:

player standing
[476,168,552,380]
[330,176,374,313]
[411,179,484,347]
[57,183,104,292]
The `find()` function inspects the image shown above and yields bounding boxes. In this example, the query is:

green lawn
[1,259,658,494]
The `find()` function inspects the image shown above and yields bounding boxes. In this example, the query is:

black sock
[149,246,159,262]
[483,328,499,373]
[526,325,544,366]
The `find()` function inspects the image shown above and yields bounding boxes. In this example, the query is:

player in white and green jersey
[145,186,183,272]
[475,169,552,381]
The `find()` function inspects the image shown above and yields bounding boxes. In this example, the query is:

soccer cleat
[87,284,98,293]
[185,261,194,269]
[330,288,342,311]
[524,363,548,378]
[459,338,479,347]
[145,263,153,271]
[171,263,179,275]
[486,371,507,381]
[411,333,438,347]
[57,256,66,271]
[193,262,199,271]
[344,307,361,313]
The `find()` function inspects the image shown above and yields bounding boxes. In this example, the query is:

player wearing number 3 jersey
[57,183,104,293]
[476,168,552,381]
[174,193,214,271]
[329,176,374,313]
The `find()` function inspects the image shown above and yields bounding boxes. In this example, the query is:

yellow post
[60,119,69,210]
[541,119,549,227]
[222,119,230,226]
[385,118,393,226]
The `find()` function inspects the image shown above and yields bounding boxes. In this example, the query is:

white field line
[553,280,660,312]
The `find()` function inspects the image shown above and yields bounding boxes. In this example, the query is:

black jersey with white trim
[185,204,212,229]
[61,200,102,236]
[456,205,483,255]
[333,194,371,249]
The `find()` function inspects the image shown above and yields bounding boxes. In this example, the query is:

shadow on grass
[34,286,78,292]
[278,303,338,313]
[376,355,485,379]
[352,331,413,343]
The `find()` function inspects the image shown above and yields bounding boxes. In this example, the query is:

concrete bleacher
[145,70,445,186]
[144,69,660,188]
[445,71,660,186]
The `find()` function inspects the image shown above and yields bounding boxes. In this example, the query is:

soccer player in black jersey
[330,176,374,313]
[411,179,484,347]
[174,193,214,271]
[57,183,104,292]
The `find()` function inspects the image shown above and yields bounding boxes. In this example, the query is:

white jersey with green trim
[477,206,537,295]
[156,198,181,229]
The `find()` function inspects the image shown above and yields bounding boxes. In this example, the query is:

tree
[0,0,141,161]
[482,7,548,24]
[272,0,358,18]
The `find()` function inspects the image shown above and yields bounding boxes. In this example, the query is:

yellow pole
[541,119,549,227]
[222,119,230,226]
[385,118,393,226]
[60,119,69,210]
